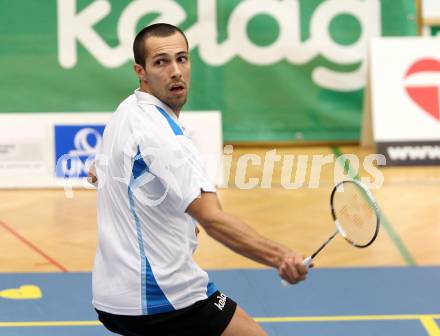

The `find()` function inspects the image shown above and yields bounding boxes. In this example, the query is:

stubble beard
[164,92,187,113]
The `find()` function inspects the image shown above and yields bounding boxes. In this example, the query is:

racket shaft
[310,230,338,259]
[283,231,338,285]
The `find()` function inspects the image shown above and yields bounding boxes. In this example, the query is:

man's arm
[186,192,309,284]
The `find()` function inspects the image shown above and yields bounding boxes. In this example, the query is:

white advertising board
[0,112,222,188]
[369,37,440,165]
[423,0,440,21]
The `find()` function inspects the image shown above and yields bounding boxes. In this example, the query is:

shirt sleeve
[136,120,216,213]
[177,143,216,213]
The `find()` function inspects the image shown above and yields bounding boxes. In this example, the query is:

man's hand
[278,252,311,285]
[87,161,98,186]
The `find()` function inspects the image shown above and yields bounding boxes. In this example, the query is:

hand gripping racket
[282,179,380,285]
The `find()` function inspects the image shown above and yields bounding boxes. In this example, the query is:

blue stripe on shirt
[129,152,174,315]
[155,106,184,135]
[132,146,149,180]
[207,281,218,297]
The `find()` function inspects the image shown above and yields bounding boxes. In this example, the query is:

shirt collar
[134,89,179,123]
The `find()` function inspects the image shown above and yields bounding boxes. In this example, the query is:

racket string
[333,183,379,247]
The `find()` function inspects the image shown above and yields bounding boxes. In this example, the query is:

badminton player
[90,23,309,336]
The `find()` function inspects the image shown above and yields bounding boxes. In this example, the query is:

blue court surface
[0,267,439,336]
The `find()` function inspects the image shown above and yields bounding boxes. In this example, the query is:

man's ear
[133,63,146,81]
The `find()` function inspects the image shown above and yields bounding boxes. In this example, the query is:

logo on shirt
[55,125,105,178]
[214,292,227,311]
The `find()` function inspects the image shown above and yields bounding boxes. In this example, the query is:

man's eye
[155,59,165,66]
[178,56,188,63]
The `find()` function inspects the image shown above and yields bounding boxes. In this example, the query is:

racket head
[330,179,380,248]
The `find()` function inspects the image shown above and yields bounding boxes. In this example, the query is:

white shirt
[92,89,217,315]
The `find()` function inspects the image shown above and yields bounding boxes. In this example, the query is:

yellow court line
[420,317,440,336]
[0,321,102,327]
[1,315,440,327]
[255,314,440,323]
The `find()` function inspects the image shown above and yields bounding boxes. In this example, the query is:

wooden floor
[0,145,439,273]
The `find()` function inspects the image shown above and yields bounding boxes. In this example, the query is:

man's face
[136,33,190,113]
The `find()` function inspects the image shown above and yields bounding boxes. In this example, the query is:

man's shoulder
[110,92,176,139]
[116,93,137,112]
[116,93,162,116]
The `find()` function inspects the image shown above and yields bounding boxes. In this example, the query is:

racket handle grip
[281,256,313,286]
[303,256,313,268]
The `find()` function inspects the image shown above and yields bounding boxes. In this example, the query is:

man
[91,23,309,336]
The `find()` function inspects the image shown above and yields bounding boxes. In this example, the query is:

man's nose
[170,61,182,80]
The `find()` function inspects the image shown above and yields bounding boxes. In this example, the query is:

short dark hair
[133,23,188,68]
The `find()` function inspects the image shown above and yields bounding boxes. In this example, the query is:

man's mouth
[169,83,186,95]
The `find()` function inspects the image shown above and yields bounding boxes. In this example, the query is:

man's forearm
[187,192,308,284]
[203,211,290,268]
